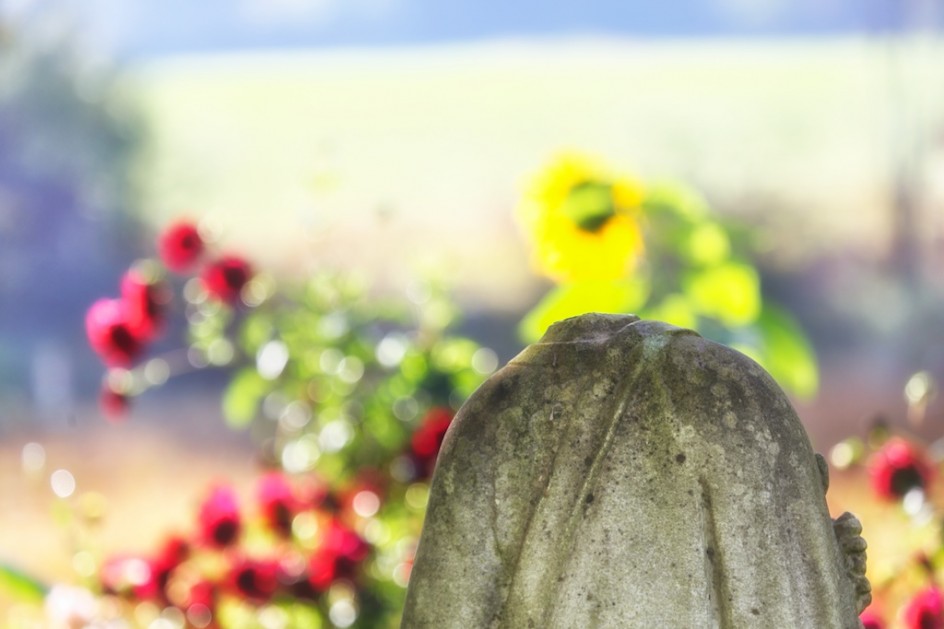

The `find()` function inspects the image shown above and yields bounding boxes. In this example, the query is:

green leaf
[520,279,650,342]
[640,294,697,330]
[641,181,711,220]
[754,304,819,399]
[683,261,760,327]
[0,564,47,604]
[681,222,730,267]
[221,368,269,428]
[288,601,323,628]
[239,313,274,355]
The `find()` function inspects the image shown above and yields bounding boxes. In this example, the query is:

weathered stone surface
[402,314,866,628]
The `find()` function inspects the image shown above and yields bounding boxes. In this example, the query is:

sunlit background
[2,0,944,626]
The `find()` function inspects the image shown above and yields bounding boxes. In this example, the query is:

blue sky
[2,0,931,58]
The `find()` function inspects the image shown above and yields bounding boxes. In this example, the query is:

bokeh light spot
[392,562,413,588]
[319,420,352,453]
[207,338,235,366]
[21,442,46,474]
[329,599,357,628]
[338,356,364,384]
[50,469,76,498]
[281,435,321,473]
[376,334,408,368]
[144,359,170,385]
[393,397,419,422]
[279,401,312,430]
[186,604,213,629]
[292,511,319,543]
[257,340,289,379]
[472,348,499,374]
[905,371,935,406]
[259,605,289,629]
[352,490,381,518]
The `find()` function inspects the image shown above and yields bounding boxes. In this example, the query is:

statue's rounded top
[532,313,701,347]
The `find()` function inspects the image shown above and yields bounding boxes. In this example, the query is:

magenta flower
[201,255,252,305]
[158,221,204,273]
[904,587,944,629]
[868,438,934,501]
[85,298,143,367]
[120,269,170,341]
[197,485,241,548]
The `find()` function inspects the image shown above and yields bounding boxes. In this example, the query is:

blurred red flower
[99,383,130,422]
[226,556,279,603]
[904,586,944,629]
[182,578,217,621]
[197,485,242,548]
[860,607,885,629]
[121,269,170,341]
[868,438,934,500]
[99,554,164,601]
[158,221,204,273]
[257,472,301,537]
[410,407,454,478]
[308,519,369,592]
[201,255,252,305]
[85,298,144,367]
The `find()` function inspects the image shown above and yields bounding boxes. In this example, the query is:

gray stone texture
[402,314,866,628]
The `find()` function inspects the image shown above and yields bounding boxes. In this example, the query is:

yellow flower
[517,153,645,283]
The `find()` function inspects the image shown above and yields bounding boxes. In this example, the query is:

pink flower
[860,607,885,629]
[226,556,279,603]
[904,587,944,629]
[257,472,300,537]
[197,485,241,548]
[201,255,252,305]
[85,299,143,366]
[120,269,170,341]
[181,579,217,612]
[410,407,454,478]
[307,519,369,592]
[868,438,934,500]
[158,221,204,273]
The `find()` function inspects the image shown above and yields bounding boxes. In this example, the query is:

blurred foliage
[62,223,497,627]
[516,154,819,398]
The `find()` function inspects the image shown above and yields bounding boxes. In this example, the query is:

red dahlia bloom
[904,587,944,629]
[120,270,170,341]
[85,299,144,366]
[410,407,454,478]
[201,255,252,305]
[197,485,242,548]
[227,556,279,603]
[158,221,204,273]
[257,472,300,537]
[868,438,934,500]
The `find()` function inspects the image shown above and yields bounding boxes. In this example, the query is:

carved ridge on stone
[833,511,872,614]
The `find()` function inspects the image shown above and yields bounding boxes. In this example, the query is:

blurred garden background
[2,0,944,627]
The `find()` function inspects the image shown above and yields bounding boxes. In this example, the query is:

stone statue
[402,314,869,628]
